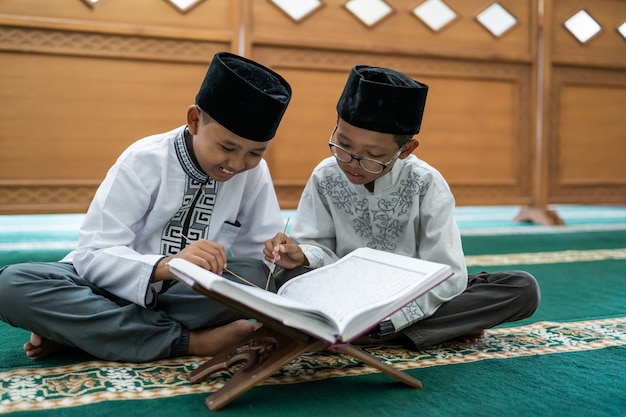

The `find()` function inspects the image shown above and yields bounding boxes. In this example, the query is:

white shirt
[290,155,467,331]
[62,125,283,307]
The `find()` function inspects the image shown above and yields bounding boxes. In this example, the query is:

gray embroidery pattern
[320,171,428,250]
[401,300,424,323]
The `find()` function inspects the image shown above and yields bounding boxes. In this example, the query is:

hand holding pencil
[263,221,309,270]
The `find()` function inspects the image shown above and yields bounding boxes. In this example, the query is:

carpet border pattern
[2,317,625,413]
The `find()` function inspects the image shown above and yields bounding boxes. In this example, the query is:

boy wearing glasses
[0,52,291,362]
[265,65,539,348]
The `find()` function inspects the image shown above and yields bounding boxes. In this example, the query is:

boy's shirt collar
[369,156,407,193]
[174,126,209,184]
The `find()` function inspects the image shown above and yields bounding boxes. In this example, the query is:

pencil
[265,217,290,291]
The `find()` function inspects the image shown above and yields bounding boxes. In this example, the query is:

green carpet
[1,224,625,416]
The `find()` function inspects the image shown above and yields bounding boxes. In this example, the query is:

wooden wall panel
[547,67,626,203]
[0,0,232,32]
[257,47,533,207]
[253,0,534,61]
[250,1,536,207]
[0,0,236,213]
[552,0,626,68]
[1,0,624,214]
[544,0,626,204]
[1,53,211,180]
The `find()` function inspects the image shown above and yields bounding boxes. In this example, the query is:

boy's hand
[154,239,228,281]
[263,233,308,269]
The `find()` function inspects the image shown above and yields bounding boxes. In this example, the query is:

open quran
[168,247,453,411]
[169,247,453,345]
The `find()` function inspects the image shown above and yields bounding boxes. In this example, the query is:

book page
[278,255,425,327]
[171,259,332,315]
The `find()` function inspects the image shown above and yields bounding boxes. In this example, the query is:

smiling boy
[0,52,292,362]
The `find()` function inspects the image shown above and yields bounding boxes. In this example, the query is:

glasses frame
[328,125,403,174]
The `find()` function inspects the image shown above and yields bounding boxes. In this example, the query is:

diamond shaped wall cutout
[166,0,205,14]
[564,10,602,44]
[345,0,394,27]
[413,0,457,32]
[81,0,102,8]
[476,2,517,37]
[270,0,323,22]
[618,21,626,40]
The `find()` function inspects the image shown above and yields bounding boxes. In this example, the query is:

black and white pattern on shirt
[161,178,218,256]
[161,128,218,256]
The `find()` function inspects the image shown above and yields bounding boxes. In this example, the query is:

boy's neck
[184,128,203,174]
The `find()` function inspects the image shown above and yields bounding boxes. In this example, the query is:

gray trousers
[402,270,540,348]
[275,268,541,349]
[0,259,272,362]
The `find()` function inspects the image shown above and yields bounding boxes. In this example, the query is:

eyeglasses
[328,125,402,174]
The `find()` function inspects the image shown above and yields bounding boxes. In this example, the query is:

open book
[168,247,453,345]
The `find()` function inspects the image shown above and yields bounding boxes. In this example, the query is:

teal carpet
[1,205,625,416]
[2,204,626,267]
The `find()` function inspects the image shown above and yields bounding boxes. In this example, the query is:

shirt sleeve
[70,162,165,308]
[289,175,341,268]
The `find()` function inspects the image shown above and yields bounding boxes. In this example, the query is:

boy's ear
[400,139,419,158]
[186,105,201,135]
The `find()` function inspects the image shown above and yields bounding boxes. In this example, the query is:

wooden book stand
[187,283,423,411]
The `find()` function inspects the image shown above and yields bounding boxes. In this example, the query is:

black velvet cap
[196,52,292,142]
[337,65,428,135]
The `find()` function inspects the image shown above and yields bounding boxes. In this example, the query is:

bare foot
[187,320,263,357]
[23,333,67,360]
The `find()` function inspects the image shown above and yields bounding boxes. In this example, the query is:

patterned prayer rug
[2,317,625,413]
